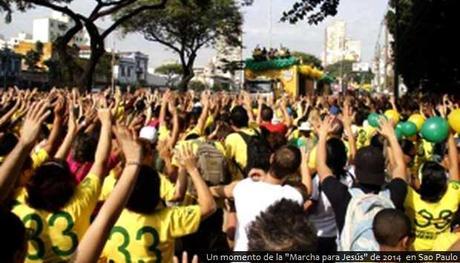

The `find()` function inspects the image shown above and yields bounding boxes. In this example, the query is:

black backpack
[237,130,272,177]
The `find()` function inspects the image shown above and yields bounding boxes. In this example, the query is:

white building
[112,51,149,86]
[344,39,361,62]
[211,36,243,87]
[32,11,93,47]
[1,32,33,49]
[323,20,362,66]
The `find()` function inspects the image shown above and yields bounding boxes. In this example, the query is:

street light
[394,0,400,98]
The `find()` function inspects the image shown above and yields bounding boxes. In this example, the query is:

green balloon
[401,121,417,137]
[368,113,381,128]
[421,117,449,143]
[395,122,404,140]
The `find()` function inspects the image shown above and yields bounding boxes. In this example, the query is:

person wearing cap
[404,133,459,251]
[316,116,408,236]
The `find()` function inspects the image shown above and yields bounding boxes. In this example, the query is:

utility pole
[394,0,400,98]
[384,24,389,92]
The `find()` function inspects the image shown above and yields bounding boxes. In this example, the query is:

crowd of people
[0,86,460,262]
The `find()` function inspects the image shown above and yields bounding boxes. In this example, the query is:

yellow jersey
[404,181,460,251]
[224,128,257,172]
[31,148,50,170]
[102,205,201,263]
[99,171,177,202]
[432,232,460,251]
[12,173,101,262]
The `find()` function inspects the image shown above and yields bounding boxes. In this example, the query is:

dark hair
[370,134,386,150]
[0,208,26,263]
[373,208,412,247]
[266,132,287,152]
[248,199,317,251]
[72,132,98,163]
[270,145,301,180]
[26,160,76,212]
[400,140,416,157]
[261,105,274,122]
[126,165,160,214]
[330,118,344,137]
[420,161,448,202]
[230,106,249,128]
[326,138,347,179]
[0,132,18,156]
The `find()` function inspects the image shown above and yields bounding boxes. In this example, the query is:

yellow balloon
[384,109,400,124]
[448,109,460,133]
[408,114,425,131]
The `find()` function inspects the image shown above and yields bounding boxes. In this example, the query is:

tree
[11,0,168,91]
[24,41,44,72]
[118,0,242,91]
[387,0,460,94]
[155,63,183,86]
[188,80,206,91]
[291,51,322,69]
[325,59,373,85]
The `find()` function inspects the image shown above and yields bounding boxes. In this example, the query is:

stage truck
[243,53,327,98]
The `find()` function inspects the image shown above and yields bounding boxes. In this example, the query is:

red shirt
[261,122,287,134]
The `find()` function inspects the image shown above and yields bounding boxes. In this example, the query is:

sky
[0,0,389,69]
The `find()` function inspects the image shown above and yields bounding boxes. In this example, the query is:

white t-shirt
[308,170,355,238]
[233,178,304,251]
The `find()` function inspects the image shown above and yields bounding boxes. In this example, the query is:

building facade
[323,20,362,66]
[112,52,149,86]
[0,48,22,86]
[32,11,94,47]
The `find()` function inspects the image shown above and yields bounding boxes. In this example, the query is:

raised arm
[177,143,216,219]
[378,118,407,182]
[72,125,143,263]
[88,100,112,179]
[195,91,210,135]
[256,96,264,125]
[242,92,255,123]
[0,101,50,204]
[0,98,20,129]
[300,145,312,197]
[43,96,65,155]
[342,101,357,163]
[158,90,171,126]
[447,133,459,181]
[167,99,180,149]
[316,116,334,182]
[55,100,79,159]
[280,97,293,128]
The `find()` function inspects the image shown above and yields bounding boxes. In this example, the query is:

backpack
[237,130,272,177]
[338,188,395,251]
[196,141,230,186]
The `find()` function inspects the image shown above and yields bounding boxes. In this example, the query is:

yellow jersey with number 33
[12,173,101,262]
[404,181,460,251]
[102,205,201,263]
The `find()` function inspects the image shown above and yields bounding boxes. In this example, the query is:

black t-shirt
[321,176,407,233]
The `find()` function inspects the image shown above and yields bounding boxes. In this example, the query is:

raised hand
[113,125,142,164]
[176,143,198,173]
[19,100,51,147]
[318,116,334,139]
[97,97,112,125]
[377,117,396,139]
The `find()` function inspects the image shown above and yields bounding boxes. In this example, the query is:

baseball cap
[330,105,341,116]
[354,146,386,186]
[298,121,312,132]
[139,126,158,144]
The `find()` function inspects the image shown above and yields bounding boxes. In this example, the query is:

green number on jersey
[22,212,79,260]
[109,226,163,263]
[49,211,78,256]
[23,214,45,260]
[136,227,162,263]
[109,226,131,262]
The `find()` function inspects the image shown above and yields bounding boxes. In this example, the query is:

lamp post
[394,0,400,98]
